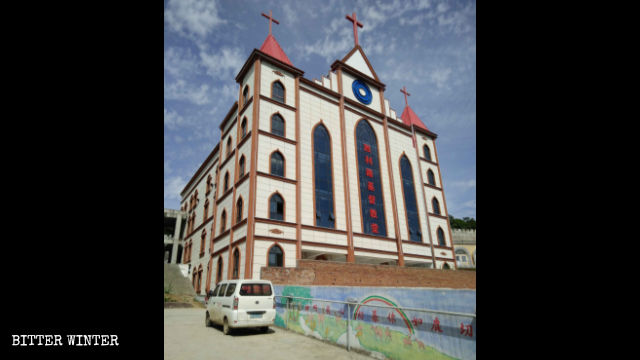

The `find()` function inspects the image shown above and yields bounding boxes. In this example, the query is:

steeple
[258,10,293,66]
[399,86,429,131]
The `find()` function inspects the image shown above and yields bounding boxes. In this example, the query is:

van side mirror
[207,290,214,297]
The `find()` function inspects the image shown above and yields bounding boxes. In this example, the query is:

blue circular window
[352,79,372,105]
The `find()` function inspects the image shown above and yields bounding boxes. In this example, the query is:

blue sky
[164,0,475,219]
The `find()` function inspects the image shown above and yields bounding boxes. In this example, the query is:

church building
[179,11,456,295]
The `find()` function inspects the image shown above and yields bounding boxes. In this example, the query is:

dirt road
[164,308,374,360]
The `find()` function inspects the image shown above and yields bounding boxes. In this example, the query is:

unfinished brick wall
[261,259,475,289]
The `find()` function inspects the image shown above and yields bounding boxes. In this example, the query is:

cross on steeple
[346,12,364,46]
[261,10,280,35]
[400,86,411,106]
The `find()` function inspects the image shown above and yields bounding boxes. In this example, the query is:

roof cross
[346,12,364,46]
[400,86,411,106]
[261,10,280,35]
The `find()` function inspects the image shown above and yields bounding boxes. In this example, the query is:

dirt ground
[164,294,205,309]
[164,308,374,360]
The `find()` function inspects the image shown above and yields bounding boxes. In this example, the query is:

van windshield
[239,284,272,296]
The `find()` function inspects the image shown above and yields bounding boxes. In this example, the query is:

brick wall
[261,259,475,289]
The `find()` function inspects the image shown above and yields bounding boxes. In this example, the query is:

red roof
[259,34,292,66]
[400,105,429,131]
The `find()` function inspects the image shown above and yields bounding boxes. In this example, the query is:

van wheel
[205,312,212,327]
[223,318,231,335]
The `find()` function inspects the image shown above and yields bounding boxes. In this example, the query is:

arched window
[437,227,446,246]
[200,229,206,255]
[268,244,284,267]
[216,257,223,284]
[242,85,249,105]
[224,171,229,192]
[400,156,421,242]
[313,124,334,228]
[236,197,243,224]
[269,193,284,221]
[240,117,247,138]
[206,174,212,194]
[442,263,451,270]
[238,156,245,178]
[227,137,232,158]
[271,113,285,137]
[197,265,203,293]
[232,249,240,279]
[203,198,209,219]
[355,120,386,236]
[432,197,441,215]
[272,81,284,103]
[423,145,432,161]
[427,169,436,186]
[270,151,284,177]
[220,210,227,233]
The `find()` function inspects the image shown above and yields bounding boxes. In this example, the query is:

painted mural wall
[273,285,476,360]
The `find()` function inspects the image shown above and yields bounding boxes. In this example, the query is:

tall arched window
[240,117,247,138]
[427,169,436,186]
[236,197,243,224]
[216,257,223,284]
[355,120,386,236]
[200,229,206,255]
[437,227,446,246]
[197,265,203,294]
[227,137,232,158]
[268,244,284,267]
[203,198,209,219]
[432,197,441,215]
[220,210,227,233]
[271,114,285,137]
[242,85,249,105]
[423,145,432,161]
[313,124,334,228]
[400,156,421,242]
[224,171,229,192]
[238,156,245,178]
[232,249,240,279]
[270,151,284,177]
[272,81,284,103]
[269,193,284,221]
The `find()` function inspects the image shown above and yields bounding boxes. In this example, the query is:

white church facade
[179,11,456,294]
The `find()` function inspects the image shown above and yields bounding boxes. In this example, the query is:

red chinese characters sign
[356,120,387,236]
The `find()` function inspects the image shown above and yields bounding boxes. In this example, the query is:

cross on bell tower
[400,86,411,106]
[346,12,364,46]
[261,10,280,35]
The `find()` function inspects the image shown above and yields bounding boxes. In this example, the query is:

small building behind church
[178,11,458,295]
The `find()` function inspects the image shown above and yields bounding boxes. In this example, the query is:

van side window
[225,284,236,296]
[211,284,220,296]
[218,284,227,297]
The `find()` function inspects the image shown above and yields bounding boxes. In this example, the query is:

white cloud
[164,176,187,201]
[430,68,452,89]
[164,107,186,129]
[164,0,226,38]
[164,79,211,105]
[450,179,476,191]
[199,47,244,81]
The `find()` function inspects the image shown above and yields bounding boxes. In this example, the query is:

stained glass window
[400,156,422,242]
[270,151,284,177]
[313,124,334,228]
[269,193,284,221]
[355,120,386,236]
[271,114,284,137]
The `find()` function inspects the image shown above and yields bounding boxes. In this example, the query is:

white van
[205,279,276,335]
